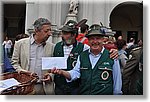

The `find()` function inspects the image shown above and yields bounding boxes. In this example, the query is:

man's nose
[92,40,97,43]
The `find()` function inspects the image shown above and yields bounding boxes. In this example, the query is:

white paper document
[42,57,67,70]
[0,78,21,93]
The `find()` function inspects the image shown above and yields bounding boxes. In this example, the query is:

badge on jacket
[101,71,109,80]
[72,61,77,67]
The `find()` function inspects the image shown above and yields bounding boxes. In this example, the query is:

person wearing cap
[11,18,55,95]
[52,20,90,95]
[51,24,122,95]
[90,24,117,50]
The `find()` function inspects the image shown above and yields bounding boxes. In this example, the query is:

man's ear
[35,28,41,33]
[35,28,38,33]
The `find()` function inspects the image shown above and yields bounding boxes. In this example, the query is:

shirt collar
[64,44,73,48]
[30,34,46,46]
[30,34,35,45]
[118,49,127,55]
[88,46,105,57]
[62,40,78,47]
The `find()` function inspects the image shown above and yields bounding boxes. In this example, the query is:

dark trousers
[55,86,79,95]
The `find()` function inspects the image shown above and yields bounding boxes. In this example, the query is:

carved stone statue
[69,0,79,15]
[64,0,79,24]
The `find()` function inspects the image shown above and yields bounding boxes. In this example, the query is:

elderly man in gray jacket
[11,18,55,95]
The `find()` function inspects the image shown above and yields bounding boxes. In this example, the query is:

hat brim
[85,33,108,38]
[59,26,73,32]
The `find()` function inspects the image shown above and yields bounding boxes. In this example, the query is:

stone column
[79,0,106,26]
[25,0,63,43]
[48,0,62,43]
[25,1,39,35]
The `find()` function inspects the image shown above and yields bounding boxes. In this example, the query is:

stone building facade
[1,0,143,44]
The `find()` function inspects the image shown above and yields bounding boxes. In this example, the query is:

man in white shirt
[50,24,122,95]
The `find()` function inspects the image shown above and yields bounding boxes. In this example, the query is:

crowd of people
[1,18,143,95]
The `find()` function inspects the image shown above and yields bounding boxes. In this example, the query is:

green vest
[79,49,114,95]
[53,41,84,94]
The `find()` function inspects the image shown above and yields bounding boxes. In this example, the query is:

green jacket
[79,49,114,95]
[53,41,84,94]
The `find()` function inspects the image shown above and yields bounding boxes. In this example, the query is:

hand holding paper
[50,67,71,80]
[42,57,67,70]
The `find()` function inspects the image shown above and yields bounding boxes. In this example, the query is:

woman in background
[2,36,13,58]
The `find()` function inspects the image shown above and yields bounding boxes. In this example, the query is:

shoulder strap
[80,37,87,43]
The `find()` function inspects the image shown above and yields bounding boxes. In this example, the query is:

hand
[50,67,63,75]
[51,67,71,80]
[31,73,38,77]
[18,70,38,77]
[17,70,30,75]
[109,49,118,59]
[41,73,52,82]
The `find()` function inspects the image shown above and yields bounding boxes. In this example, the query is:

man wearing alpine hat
[51,24,122,95]
[52,20,90,95]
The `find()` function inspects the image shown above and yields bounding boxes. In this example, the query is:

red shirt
[76,33,89,45]
[104,43,117,50]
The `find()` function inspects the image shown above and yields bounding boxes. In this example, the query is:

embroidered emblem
[74,53,78,55]
[80,67,88,69]
[70,53,73,57]
[101,71,109,80]
[103,62,110,65]
[72,61,77,67]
